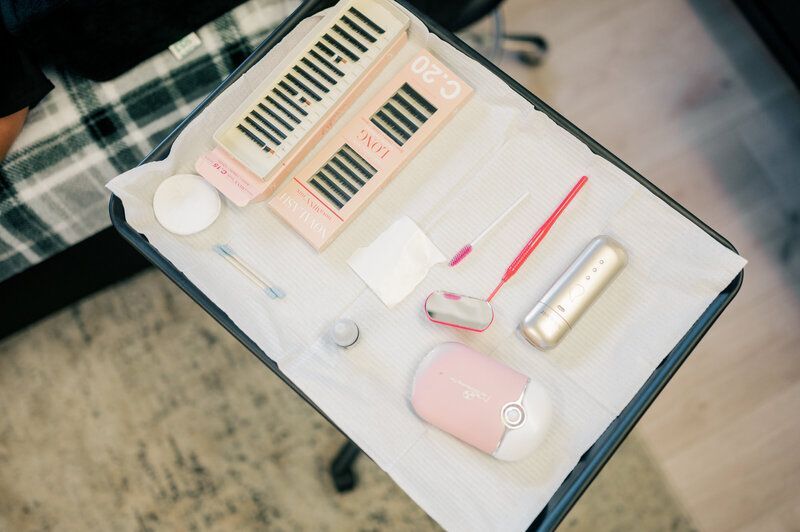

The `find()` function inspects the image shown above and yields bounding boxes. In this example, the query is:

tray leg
[331,439,361,492]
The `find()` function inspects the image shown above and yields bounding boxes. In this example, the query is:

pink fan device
[411,342,552,461]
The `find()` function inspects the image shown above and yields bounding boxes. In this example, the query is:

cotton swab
[449,191,530,267]
[213,244,286,299]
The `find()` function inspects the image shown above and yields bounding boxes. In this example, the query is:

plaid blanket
[0,0,298,283]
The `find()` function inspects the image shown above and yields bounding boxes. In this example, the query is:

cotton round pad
[153,174,221,235]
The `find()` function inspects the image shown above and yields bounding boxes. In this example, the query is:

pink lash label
[269,49,472,251]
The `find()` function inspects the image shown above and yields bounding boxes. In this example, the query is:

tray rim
[109,1,744,529]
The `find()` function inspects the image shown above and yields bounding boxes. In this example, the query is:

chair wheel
[330,440,361,493]
[503,34,548,66]
[332,468,357,493]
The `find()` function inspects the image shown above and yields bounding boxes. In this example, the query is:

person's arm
[0,108,29,161]
[0,24,53,162]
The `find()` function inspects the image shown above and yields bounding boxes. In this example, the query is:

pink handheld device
[411,342,551,461]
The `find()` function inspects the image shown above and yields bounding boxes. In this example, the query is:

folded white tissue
[348,217,446,307]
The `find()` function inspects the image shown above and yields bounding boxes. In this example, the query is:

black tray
[109,1,743,529]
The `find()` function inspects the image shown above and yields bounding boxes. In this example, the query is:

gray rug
[0,270,693,531]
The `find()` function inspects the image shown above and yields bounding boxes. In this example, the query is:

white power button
[569,284,585,301]
[501,402,526,429]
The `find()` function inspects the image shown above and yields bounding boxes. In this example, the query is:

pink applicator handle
[486,176,588,301]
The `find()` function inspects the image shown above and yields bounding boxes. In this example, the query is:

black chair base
[330,440,361,493]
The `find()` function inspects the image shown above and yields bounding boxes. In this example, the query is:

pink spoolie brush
[449,192,530,267]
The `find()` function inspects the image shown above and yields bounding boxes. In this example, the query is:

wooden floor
[498,0,800,530]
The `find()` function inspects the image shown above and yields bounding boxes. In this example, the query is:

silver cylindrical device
[521,236,627,350]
